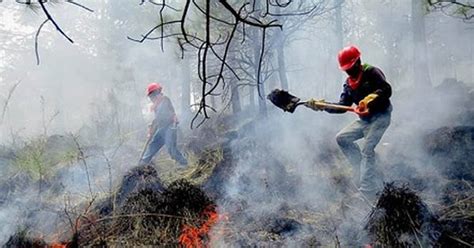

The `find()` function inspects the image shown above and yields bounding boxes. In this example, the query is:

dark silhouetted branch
[66,1,94,12]
[427,0,474,20]
[35,19,49,65]
[39,0,74,43]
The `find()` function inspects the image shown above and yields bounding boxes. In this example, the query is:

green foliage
[14,138,48,180]
[13,136,79,180]
[49,147,78,165]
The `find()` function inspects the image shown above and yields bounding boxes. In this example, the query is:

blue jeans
[141,126,188,166]
[336,109,391,200]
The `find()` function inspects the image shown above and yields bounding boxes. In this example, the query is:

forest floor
[1,81,473,247]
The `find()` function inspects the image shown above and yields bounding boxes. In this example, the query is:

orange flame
[50,243,67,248]
[179,206,221,248]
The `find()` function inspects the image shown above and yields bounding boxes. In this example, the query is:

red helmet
[146,82,162,95]
[338,45,361,71]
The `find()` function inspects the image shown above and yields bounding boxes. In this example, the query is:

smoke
[208,1,473,246]
[0,137,144,244]
[0,0,473,246]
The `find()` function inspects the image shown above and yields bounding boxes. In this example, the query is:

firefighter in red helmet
[140,82,188,166]
[306,45,392,201]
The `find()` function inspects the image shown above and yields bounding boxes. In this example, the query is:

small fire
[47,232,68,248]
[179,206,223,248]
[50,243,67,248]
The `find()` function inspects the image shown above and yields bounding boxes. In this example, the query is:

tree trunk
[228,49,242,114]
[277,36,289,90]
[255,55,267,116]
[386,0,396,80]
[257,82,267,117]
[471,30,474,84]
[412,0,432,88]
[210,95,217,112]
[275,7,289,90]
[334,0,345,92]
[231,81,241,114]
[181,58,191,117]
[335,0,344,49]
[254,30,267,117]
[249,87,256,111]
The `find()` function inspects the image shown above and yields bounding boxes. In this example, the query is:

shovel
[138,125,157,165]
[267,89,366,115]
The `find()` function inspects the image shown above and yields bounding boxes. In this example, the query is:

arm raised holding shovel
[266,89,370,116]
[268,45,392,203]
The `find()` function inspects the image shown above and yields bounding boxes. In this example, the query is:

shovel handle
[308,102,354,111]
[319,102,354,111]
[138,126,156,164]
[309,101,369,116]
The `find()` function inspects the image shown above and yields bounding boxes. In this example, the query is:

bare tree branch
[33,1,94,64]
[70,134,94,199]
[66,0,94,12]
[1,80,22,125]
[127,20,183,43]
[38,0,74,43]
[35,19,49,65]
[131,0,327,127]
[427,0,474,21]
[256,27,267,98]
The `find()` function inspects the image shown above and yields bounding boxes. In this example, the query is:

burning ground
[0,84,473,247]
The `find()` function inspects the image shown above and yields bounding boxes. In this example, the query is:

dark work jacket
[327,64,392,119]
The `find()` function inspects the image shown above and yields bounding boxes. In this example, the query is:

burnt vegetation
[1,0,474,247]
[1,104,474,247]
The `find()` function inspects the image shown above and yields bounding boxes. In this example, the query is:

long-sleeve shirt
[327,64,392,118]
[151,95,176,129]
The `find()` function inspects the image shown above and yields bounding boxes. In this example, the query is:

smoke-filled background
[0,0,473,247]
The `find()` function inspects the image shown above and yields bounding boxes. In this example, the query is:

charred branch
[66,1,94,12]
[427,0,474,21]
[32,0,94,65]
[38,0,74,43]
[130,0,326,127]
[35,19,49,65]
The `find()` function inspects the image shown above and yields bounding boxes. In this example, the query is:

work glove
[304,98,326,111]
[358,93,378,112]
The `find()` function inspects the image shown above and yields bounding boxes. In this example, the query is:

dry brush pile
[75,166,216,246]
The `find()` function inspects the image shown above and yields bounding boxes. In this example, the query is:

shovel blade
[267,89,301,113]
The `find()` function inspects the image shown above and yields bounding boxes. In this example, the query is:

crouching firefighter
[139,82,188,166]
[305,45,392,201]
